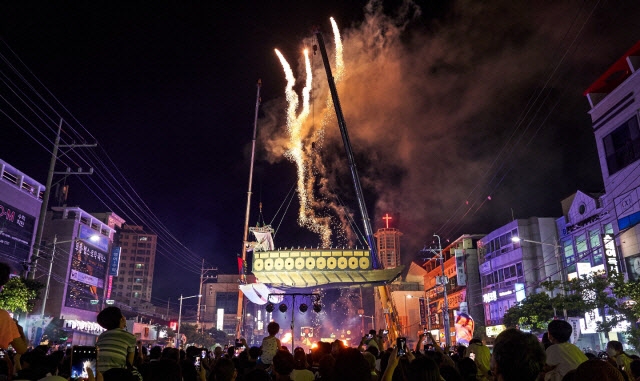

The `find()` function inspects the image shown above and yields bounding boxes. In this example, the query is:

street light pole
[176,294,201,348]
[434,234,450,348]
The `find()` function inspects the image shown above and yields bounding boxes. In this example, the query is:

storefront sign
[485,325,506,337]
[0,201,36,263]
[483,291,497,303]
[603,234,620,274]
[499,290,513,297]
[109,247,121,276]
[455,250,466,286]
[78,224,109,252]
[568,317,581,344]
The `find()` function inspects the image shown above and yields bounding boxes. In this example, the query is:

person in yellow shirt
[465,338,491,381]
[607,340,633,380]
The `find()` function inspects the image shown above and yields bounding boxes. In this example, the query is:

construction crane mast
[314,28,400,341]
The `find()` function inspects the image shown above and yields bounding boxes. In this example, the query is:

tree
[0,277,44,313]
[503,292,556,333]
[179,324,230,349]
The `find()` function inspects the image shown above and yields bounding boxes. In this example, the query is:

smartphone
[71,346,97,379]
[0,350,5,359]
[235,339,244,348]
[396,338,407,356]
[469,352,476,360]
[201,350,206,359]
[194,356,201,370]
[366,334,373,339]
[382,330,389,335]
[423,328,428,335]
[424,344,434,352]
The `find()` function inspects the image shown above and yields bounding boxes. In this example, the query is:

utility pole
[30,118,96,279]
[553,238,568,320]
[40,235,56,320]
[177,294,183,348]
[197,261,217,328]
[433,234,450,348]
[166,298,170,321]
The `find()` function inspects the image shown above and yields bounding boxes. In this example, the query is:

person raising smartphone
[0,263,27,355]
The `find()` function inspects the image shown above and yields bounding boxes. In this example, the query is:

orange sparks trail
[274,19,347,248]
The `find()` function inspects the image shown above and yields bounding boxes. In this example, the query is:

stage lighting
[279,303,288,313]
[313,302,322,313]
[299,303,308,313]
[266,303,274,313]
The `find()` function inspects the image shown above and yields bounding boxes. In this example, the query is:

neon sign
[603,234,620,274]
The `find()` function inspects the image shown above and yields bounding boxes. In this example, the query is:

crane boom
[314,28,399,341]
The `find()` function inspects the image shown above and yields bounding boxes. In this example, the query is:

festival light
[282,332,292,344]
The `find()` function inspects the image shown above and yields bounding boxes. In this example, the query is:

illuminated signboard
[217,308,224,331]
[482,291,497,303]
[65,239,107,312]
[78,224,109,252]
[486,325,506,337]
[0,201,36,265]
[515,283,526,302]
[109,247,121,276]
[455,250,466,286]
[603,234,620,274]
[169,321,178,331]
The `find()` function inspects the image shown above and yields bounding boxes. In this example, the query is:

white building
[584,40,640,282]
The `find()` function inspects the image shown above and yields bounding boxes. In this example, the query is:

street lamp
[511,236,566,319]
[176,294,202,348]
[358,314,375,330]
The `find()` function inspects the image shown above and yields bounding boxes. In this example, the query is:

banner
[568,317,581,344]
[109,247,121,276]
[419,298,427,326]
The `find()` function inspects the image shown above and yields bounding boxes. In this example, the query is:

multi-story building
[0,159,45,274]
[374,215,402,268]
[477,218,559,331]
[40,206,115,344]
[111,225,157,307]
[422,234,485,344]
[584,40,640,282]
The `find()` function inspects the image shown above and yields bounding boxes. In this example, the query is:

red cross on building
[383,213,392,229]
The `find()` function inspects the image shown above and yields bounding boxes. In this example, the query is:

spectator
[607,341,634,380]
[291,348,314,381]
[630,360,640,381]
[317,354,335,381]
[261,322,281,365]
[456,357,477,381]
[542,332,553,350]
[0,263,27,355]
[95,307,136,373]
[407,356,441,381]
[492,328,546,381]
[545,320,587,381]
[334,348,370,381]
[574,359,625,381]
[465,338,490,381]
[181,346,200,381]
[244,368,270,381]
[211,357,236,381]
[273,350,295,381]
[363,351,378,381]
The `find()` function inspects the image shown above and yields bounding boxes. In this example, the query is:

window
[216,292,239,312]
[137,250,145,254]
[129,263,134,268]
[593,248,604,266]
[135,271,143,276]
[575,234,587,253]
[604,223,614,234]
[136,257,144,261]
[124,235,129,239]
[147,243,151,248]
[136,263,144,268]
[123,242,128,246]
[122,249,128,254]
[146,250,150,254]
[139,236,148,241]
[563,240,574,264]
[135,278,143,283]
[589,229,601,248]
[133,292,141,298]
[603,116,640,175]
[516,262,523,277]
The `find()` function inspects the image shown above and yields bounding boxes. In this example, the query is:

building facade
[40,206,115,344]
[112,225,157,306]
[422,234,485,344]
[477,218,559,330]
[584,40,640,283]
[0,159,45,274]
[374,227,402,268]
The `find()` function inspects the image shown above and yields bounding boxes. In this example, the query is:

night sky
[1,1,639,305]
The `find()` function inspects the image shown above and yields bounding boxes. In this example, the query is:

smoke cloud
[258,0,634,254]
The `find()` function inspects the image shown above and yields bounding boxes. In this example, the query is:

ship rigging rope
[269,183,296,226]
[273,184,297,238]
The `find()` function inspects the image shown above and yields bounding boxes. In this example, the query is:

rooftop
[0,158,45,201]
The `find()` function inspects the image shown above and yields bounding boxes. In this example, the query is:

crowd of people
[0,263,638,381]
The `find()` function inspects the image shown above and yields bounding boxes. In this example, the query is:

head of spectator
[213,357,237,381]
[492,328,546,381]
[407,356,441,381]
[161,347,180,362]
[226,346,235,358]
[440,366,463,381]
[363,351,376,373]
[179,349,185,361]
[630,359,640,380]
[456,358,477,381]
[542,332,553,350]
[606,341,624,358]
[293,347,308,370]
[468,338,482,346]
[267,321,280,336]
[585,352,597,360]
[245,368,271,381]
[214,346,223,358]
[331,340,344,356]
[319,354,336,380]
[548,320,572,344]
[248,346,261,361]
[150,346,162,360]
[97,307,126,330]
[334,348,370,381]
[366,345,380,358]
[574,359,624,381]
[273,350,295,379]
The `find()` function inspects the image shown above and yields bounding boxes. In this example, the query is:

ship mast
[236,79,262,339]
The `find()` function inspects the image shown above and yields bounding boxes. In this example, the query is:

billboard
[454,250,466,286]
[603,234,620,274]
[0,201,36,265]
[625,253,640,282]
[109,247,121,276]
[65,230,108,312]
